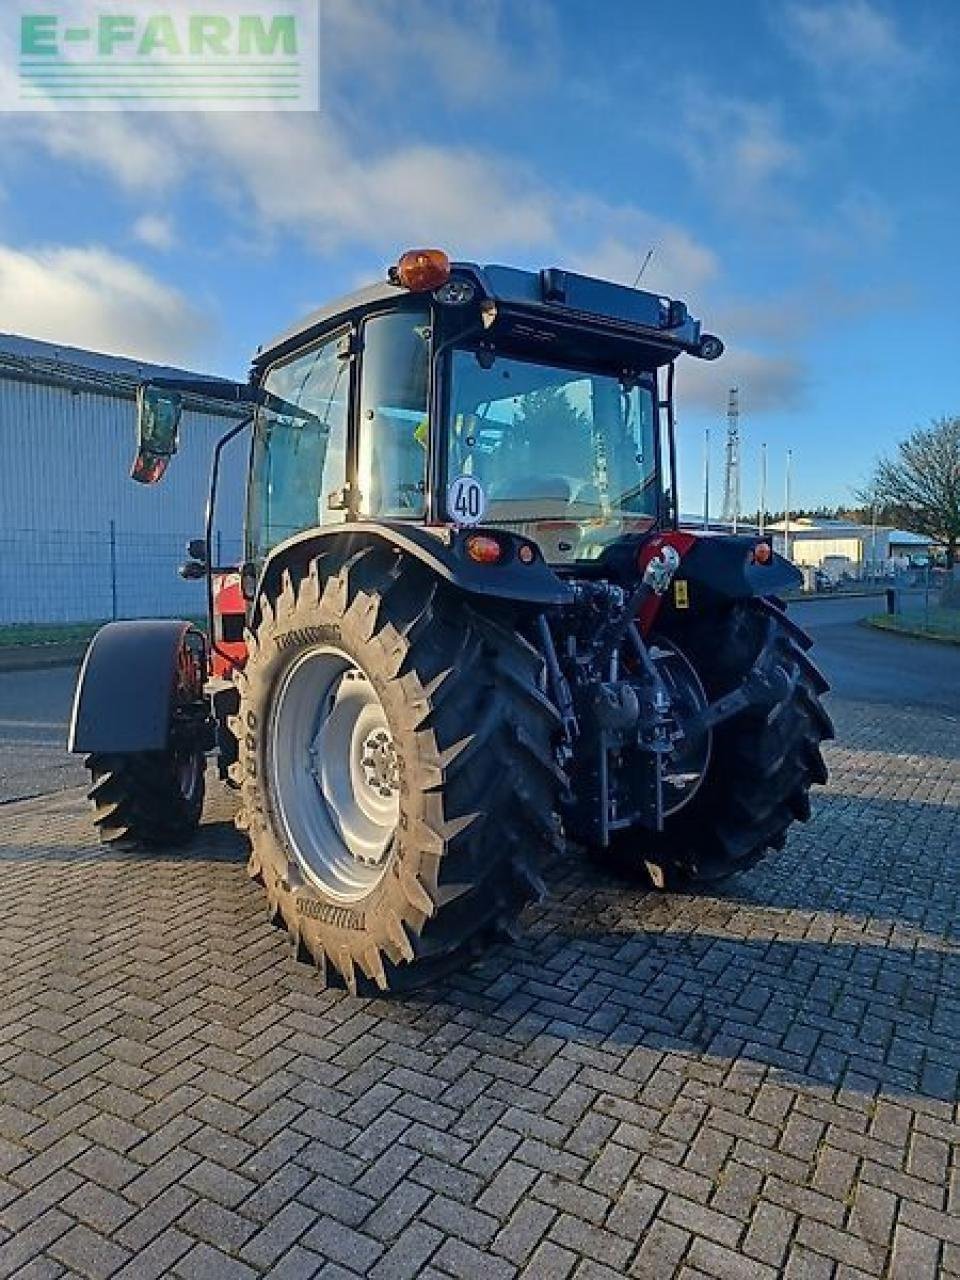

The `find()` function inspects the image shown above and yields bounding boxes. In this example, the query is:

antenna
[632,248,655,288]
[720,387,740,531]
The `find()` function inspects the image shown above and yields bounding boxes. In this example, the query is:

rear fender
[679,533,801,599]
[636,531,801,633]
[68,620,208,754]
[252,521,573,624]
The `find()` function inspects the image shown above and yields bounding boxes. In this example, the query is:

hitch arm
[536,614,578,746]
[681,619,795,739]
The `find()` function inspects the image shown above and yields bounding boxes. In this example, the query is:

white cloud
[187,114,555,255]
[671,85,804,215]
[132,214,177,252]
[5,107,805,408]
[562,202,720,297]
[12,103,720,291]
[680,345,806,415]
[1,94,811,413]
[0,244,211,364]
[802,185,896,254]
[23,113,186,191]
[10,108,555,258]
[835,187,894,245]
[779,0,929,107]
[319,0,559,107]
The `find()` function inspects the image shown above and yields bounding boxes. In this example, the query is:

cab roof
[253,261,714,372]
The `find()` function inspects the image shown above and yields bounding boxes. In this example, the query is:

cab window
[357,310,430,518]
[247,331,349,559]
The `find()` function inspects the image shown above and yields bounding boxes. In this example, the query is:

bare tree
[862,417,960,567]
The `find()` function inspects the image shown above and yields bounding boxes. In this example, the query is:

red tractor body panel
[211,572,248,677]
[635,530,699,634]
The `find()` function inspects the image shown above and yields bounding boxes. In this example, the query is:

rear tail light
[753,541,773,565]
[465,534,503,565]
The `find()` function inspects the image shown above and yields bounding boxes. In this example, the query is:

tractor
[69,250,832,993]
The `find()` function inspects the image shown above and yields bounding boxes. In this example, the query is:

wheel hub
[269,647,401,898]
[648,640,712,817]
[359,728,399,797]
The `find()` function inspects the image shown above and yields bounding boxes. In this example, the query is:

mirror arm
[204,413,255,667]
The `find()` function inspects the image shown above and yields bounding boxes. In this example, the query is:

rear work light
[464,534,503,565]
[393,248,451,292]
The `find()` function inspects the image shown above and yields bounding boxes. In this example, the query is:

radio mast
[721,387,740,531]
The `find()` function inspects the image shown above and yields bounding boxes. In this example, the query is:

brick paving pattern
[0,694,958,1278]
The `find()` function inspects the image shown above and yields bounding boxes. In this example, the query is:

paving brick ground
[1,694,958,1279]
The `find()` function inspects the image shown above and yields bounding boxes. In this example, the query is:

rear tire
[85,749,205,846]
[602,598,832,885]
[232,545,563,994]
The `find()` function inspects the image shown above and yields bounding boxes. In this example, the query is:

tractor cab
[243,250,724,575]
[128,249,725,586]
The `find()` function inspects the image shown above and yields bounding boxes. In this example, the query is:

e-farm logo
[3,1,318,111]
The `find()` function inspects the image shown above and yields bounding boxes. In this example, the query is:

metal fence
[0,526,243,625]
[790,562,950,595]
[3,524,954,628]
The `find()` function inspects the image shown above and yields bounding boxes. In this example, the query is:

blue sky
[1,0,958,515]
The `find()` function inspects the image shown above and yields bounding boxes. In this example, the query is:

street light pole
[703,428,710,530]
[784,449,793,562]
[870,503,878,583]
[759,442,767,536]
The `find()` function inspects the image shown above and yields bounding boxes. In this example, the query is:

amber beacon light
[394,248,451,292]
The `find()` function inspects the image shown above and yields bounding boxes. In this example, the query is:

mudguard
[609,530,799,597]
[679,534,801,598]
[254,520,574,620]
[68,619,204,754]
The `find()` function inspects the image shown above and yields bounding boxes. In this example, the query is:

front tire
[232,546,563,994]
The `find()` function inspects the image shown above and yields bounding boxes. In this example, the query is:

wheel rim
[176,750,204,804]
[648,639,712,816]
[268,646,400,901]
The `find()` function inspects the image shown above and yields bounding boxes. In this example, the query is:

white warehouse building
[767,517,941,576]
[0,335,247,624]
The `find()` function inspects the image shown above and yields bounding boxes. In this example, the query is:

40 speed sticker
[447,474,486,526]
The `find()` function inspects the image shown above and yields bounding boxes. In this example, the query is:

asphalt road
[0,593,957,805]
[789,593,960,714]
[0,661,86,803]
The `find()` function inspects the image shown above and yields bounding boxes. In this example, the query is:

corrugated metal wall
[0,376,247,623]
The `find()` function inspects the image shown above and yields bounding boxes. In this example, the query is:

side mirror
[131,385,184,484]
[179,537,207,580]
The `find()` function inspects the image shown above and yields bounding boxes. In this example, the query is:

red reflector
[754,541,773,564]
[465,535,502,565]
[518,544,535,564]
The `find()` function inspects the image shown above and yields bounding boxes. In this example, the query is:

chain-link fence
[0,526,243,625]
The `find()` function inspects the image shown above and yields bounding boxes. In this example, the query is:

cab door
[356,308,431,520]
